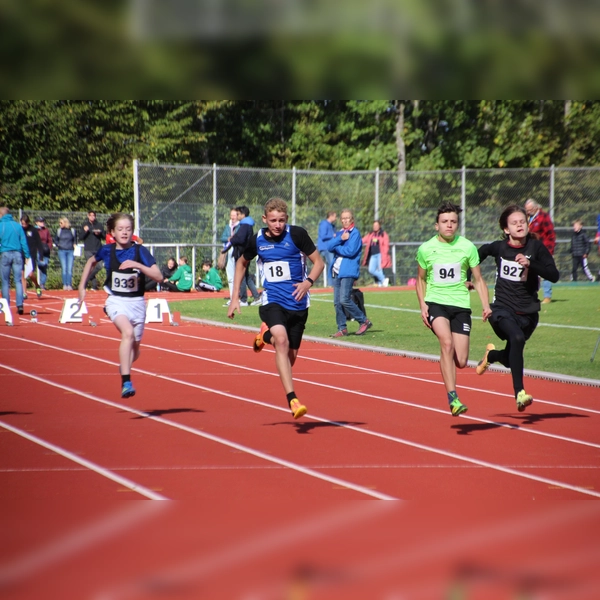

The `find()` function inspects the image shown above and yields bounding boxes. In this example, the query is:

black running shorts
[258,303,308,350]
[426,301,472,336]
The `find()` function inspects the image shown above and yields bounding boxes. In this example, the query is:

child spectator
[196,259,223,292]
[145,256,176,291]
[162,256,194,292]
[570,219,594,282]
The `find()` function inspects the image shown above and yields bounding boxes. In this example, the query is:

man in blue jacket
[327,209,373,337]
[0,206,31,314]
[317,210,337,281]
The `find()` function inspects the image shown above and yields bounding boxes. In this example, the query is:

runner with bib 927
[415,202,492,416]
[473,204,559,412]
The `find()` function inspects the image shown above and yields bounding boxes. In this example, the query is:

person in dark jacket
[145,256,177,291]
[54,217,77,290]
[570,219,594,281]
[219,205,260,306]
[35,217,52,290]
[81,210,106,290]
[20,213,45,298]
[474,205,559,411]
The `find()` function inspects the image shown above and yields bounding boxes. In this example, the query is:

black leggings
[488,308,538,397]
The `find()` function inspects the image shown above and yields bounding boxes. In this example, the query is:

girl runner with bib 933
[78,213,162,399]
[416,202,492,416]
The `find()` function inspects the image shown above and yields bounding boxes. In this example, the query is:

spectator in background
[524,198,556,304]
[220,207,239,302]
[361,220,391,287]
[20,213,44,298]
[0,206,30,314]
[317,210,337,280]
[219,205,260,306]
[35,217,52,290]
[145,256,177,291]
[162,256,194,292]
[327,209,373,337]
[81,210,105,291]
[196,258,223,291]
[570,219,594,282]
[54,217,77,290]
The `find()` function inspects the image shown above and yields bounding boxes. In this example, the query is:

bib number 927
[500,258,527,282]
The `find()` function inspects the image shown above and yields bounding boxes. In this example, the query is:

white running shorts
[104,295,146,341]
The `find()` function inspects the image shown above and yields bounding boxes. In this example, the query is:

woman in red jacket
[361,220,391,287]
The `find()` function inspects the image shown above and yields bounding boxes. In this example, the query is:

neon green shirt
[416,234,480,309]
[170,264,194,291]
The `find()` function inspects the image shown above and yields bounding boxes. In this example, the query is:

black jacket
[570,230,591,257]
[81,219,105,253]
[23,224,45,262]
[479,236,559,314]
[223,218,254,261]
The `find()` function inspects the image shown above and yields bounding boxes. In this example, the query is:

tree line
[1,100,599,213]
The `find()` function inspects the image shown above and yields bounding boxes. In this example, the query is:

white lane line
[2,463,598,473]
[148,325,600,415]
[0,418,168,501]
[0,362,396,501]
[0,502,167,586]
[7,327,600,452]
[2,333,599,498]
[311,297,600,331]
[76,326,600,449]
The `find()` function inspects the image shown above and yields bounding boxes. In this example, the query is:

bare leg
[431,318,457,393]
[113,315,137,375]
[452,332,470,369]
[269,324,295,394]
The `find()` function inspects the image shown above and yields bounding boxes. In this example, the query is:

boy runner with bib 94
[78,213,162,399]
[416,202,492,416]
[228,198,324,419]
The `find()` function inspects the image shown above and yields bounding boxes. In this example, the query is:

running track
[1,291,600,599]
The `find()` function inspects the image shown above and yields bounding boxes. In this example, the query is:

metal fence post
[212,163,218,263]
[549,164,555,221]
[292,166,297,225]
[133,159,140,234]
[461,165,466,237]
[375,167,380,221]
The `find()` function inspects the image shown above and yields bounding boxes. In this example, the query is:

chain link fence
[11,166,599,291]
[136,162,600,285]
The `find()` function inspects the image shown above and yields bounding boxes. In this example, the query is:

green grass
[168,283,600,381]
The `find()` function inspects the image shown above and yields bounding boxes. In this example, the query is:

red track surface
[1,291,600,599]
